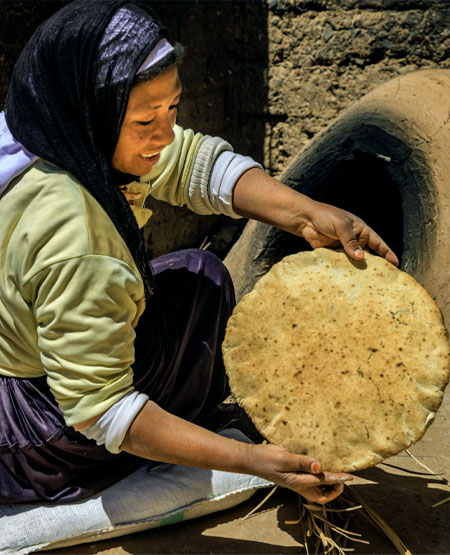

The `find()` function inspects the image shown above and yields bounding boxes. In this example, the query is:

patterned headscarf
[5,0,170,298]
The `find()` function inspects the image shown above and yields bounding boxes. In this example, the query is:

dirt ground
[49,386,450,555]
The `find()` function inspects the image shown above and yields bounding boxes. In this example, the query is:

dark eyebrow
[148,88,183,111]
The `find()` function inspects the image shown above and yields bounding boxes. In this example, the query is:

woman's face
[112,66,182,176]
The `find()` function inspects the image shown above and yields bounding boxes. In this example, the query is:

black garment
[4,0,167,297]
[0,250,234,503]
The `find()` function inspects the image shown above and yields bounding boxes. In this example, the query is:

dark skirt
[0,249,235,503]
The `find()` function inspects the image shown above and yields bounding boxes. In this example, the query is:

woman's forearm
[232,167,315,235]
[120,400,250,472]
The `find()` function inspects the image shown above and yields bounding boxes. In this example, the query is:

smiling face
[112,66,182,176]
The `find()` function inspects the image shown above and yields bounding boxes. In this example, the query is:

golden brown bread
[222,248,450,472]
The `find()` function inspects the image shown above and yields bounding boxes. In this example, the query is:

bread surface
[223,249,450,471]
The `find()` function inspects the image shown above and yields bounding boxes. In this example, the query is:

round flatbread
[223,248,450,472]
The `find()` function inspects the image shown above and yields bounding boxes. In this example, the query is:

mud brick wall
[265,0,450,175]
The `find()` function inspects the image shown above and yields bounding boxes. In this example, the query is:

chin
[132,168,148,177]
[116,166,145,178]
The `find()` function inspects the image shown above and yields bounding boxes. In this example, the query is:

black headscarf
[5,0,170,298]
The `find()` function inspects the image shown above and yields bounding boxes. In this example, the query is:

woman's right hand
[245,442,352,504]
[119,184,142,204]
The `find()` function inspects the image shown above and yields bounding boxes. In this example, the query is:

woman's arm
[75,399,351,503]
[117,400,352,504]
[232,167,399,266]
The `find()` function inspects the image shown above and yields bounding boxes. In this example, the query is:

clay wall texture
[265,0,450,175]
[1,0,449,256]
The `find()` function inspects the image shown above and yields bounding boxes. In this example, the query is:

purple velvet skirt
[0,249,235,503]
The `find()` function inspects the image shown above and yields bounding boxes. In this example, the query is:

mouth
[139,152,161,166]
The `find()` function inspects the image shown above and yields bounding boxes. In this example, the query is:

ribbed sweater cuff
[185,135,262,218]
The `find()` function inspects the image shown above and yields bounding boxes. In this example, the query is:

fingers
[287,470,352,488]
[124,191,142,202]
[283,470,349,503]
[285,471,350,504]
[332,215,367,261]
[301,483,345,504]
[319,483,345,503]
[118,185,143,203]
[334,216,399,266]
[279,452,352,486]
[364,227,399,266]
[296,455,322,474]
[256,445,351,503]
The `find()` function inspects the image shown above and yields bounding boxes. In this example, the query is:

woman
[0,1,398,506]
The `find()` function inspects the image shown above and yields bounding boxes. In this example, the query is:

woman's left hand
[299,201,399,266]
[233,168,399,266]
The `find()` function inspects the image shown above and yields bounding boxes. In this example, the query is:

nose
[154,113,175,148]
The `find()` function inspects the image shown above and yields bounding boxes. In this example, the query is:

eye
[136,101,180,125]
[137,118,155,126]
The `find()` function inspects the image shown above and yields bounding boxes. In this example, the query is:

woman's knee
[192,249,231,283]
[174,249,235,309]
[151,248,233,290]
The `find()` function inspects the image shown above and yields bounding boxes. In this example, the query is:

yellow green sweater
[0,125,209,426]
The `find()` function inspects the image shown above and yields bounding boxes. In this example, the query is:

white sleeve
[185,136,262,218]
[79,390,149,454]
[209,151,263,218]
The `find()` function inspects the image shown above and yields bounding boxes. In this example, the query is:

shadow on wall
[0,0,269,259]
[0,1,68,105]
[153,1,269,165]
[144,1,269,259]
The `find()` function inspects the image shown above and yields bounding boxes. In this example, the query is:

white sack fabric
[0,429,271,554]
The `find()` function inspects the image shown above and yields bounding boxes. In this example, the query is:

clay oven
[225,69,450,329]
